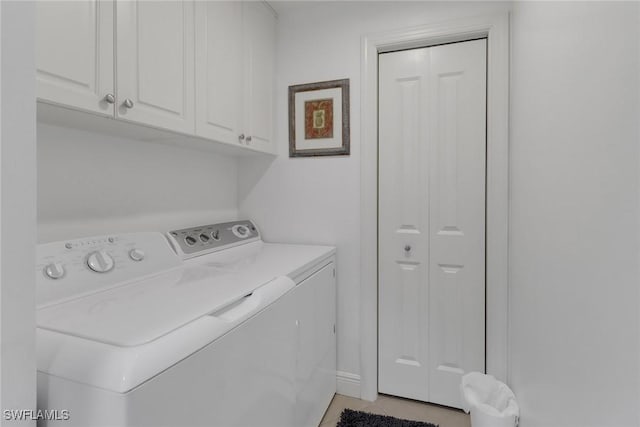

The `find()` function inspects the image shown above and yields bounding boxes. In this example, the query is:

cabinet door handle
[104,93,115,104]
[123,98,134,109]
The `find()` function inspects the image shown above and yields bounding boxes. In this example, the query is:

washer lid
[37,265,270,347]
[37,276,296,393]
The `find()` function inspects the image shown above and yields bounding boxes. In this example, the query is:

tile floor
[319,393,471,427]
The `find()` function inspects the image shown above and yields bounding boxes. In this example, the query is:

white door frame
[359,13,510,401]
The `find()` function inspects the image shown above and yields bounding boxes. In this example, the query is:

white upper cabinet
[243,1,276,153]
[36,0,276,155]
[36,0,114,116]
[195,1,276,153]
[116,1,195,134]
[195,1,243,146]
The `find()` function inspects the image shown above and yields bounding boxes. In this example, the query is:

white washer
[36,220,336,427]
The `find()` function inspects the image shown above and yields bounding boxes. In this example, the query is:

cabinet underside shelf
[37,102,276,158]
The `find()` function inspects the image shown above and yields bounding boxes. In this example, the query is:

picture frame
[288,79,350,157]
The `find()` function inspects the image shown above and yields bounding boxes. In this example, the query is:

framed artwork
[288,79,350,157]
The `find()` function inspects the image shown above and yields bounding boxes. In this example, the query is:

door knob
[404,245,412,252]
[104,93,115,104]
[123,98,134,109]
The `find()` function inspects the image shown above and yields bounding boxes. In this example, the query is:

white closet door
[378,46,431,402]
[378,39,486,408]
[36,0,114,116]
[116,0,194,133]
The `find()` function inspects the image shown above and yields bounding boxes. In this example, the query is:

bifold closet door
[378,39,486,409]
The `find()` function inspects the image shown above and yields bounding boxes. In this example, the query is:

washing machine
[36,220,336,427]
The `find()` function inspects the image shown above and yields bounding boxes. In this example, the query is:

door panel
[243,1,276,153]
[378,50,430,401]
[378,39,486,408]
[36,0,114,116]
[427,40,487,408]
[116,0,194,133]
[195,1,243,145]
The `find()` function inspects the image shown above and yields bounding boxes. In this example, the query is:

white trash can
[460,372,519,427]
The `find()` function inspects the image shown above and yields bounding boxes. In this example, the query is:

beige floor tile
[360,402,389,417]
[320,417,339,427]
[320,393,470,427]
[375,395,470,427]
[427,409,471,427]
[368,393,395,406]
[375,396,435,422]
[319,394,371,425]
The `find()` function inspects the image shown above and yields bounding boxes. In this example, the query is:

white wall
[0,1,37,425]
[240,0,512,389]
[244,1,640,425]
[509,2,640,426]
[37,123,238,242]
[32,2,640,425]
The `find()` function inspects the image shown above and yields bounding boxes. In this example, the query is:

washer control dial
[129,248,145,262]
[44,262,65,280]
[87,250,115,273]
[184,235,197,246]
[231,224,250,239]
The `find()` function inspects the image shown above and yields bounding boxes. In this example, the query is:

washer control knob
[129,248,145,262]
[211,230,220,241]
[199,233,210,243]
[87,250,115,273]
[184,235,197,246]
[44,263,65,280]
[232,224,250,238]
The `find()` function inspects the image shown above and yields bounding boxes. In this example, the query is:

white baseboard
[336,371,361,398]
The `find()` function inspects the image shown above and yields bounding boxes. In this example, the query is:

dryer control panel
[166,220,260,259]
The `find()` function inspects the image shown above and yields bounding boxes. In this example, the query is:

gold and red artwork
[304,98,333,139]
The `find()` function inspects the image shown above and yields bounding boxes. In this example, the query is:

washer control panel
[167,220,260,259]
[36,232,181,308]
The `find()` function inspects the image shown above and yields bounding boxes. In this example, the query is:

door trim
[359,13,510,401]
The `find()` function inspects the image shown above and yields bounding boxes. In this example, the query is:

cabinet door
[243,2,276,153]
[36,0,114,116]
[194,1,243,146]
[116,0,194,133]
